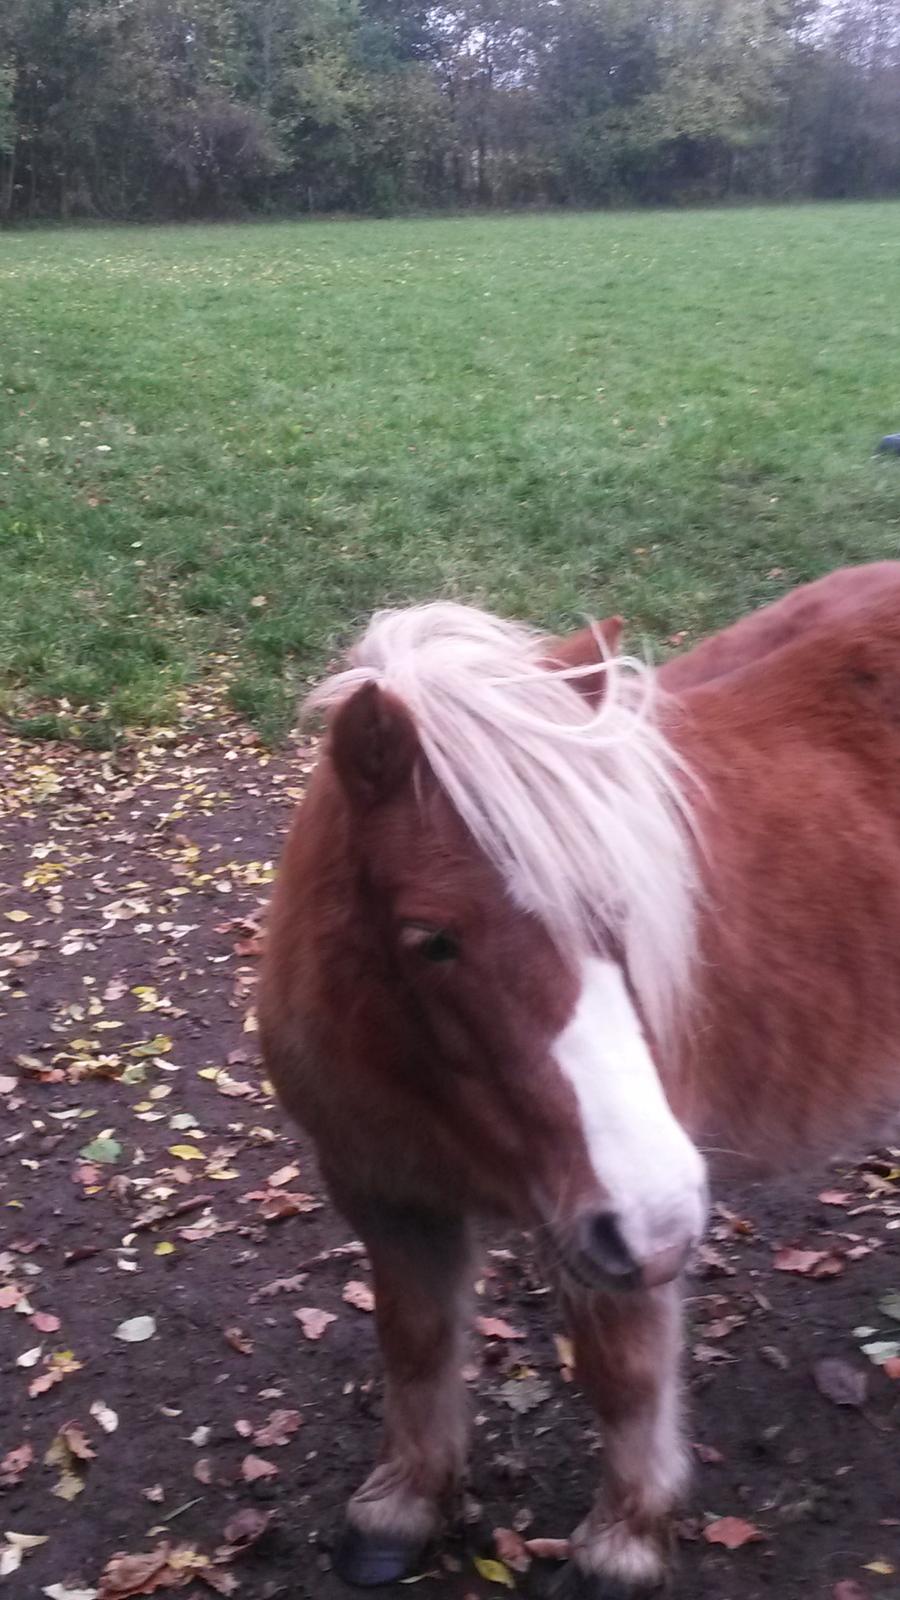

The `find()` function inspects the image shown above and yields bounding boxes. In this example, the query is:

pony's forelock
[307,602,699,1043]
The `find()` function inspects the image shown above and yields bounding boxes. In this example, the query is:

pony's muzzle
[572,1208,696,1291]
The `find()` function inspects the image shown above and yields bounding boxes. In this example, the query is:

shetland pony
[261,565,900,1598]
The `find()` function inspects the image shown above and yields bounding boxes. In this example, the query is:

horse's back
[662,560,900,693]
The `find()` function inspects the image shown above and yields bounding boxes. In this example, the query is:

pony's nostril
[579,1211,637,1279]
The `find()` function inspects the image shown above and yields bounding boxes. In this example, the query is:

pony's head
[290,603,707,1291]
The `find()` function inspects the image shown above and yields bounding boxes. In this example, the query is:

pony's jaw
[549,957,708,1289]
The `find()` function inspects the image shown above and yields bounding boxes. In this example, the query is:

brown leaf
[702,1315,744,1340]
[224,1327,253,1356]
[295,1307,336,1341]
[493,1527,531,1572]
[773,1246,844,1276]
[221,1508,274,1551]
[813,1357,868,1408]
[476,1316,525,1341]
[253,1409,302,1448]
[250,1273,308,1302]
[693,1244,736,1277]
[0,1441,34,1486]
[818,1191,853,1207]
[97,1546,172,1599]
[523,1538,571,1562]
[0,1283,22,1308]
[703,1517,764,1550]
[61,1420,96,1461]
[342,1280,375,1313]
[241,1454,278,1482]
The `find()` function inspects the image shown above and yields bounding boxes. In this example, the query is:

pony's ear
[542,616,623,705]
[329,681,419,808]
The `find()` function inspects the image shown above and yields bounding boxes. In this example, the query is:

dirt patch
[1,707,899,1600]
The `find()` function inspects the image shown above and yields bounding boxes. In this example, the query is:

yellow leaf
[473,1557,514,1588]
[155,1242,175,1256]
[168,1144,205,1161]
[865,1562,895,1576]
[198,1068,219,1081]
[5,910,30,923]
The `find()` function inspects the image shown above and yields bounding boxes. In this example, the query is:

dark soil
[1,703,898,1600]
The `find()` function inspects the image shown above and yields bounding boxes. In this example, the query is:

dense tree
[1,0,898,221]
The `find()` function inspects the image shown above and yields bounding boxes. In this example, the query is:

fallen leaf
[252,1410,302,1448]
[61,1421,96,1462]
[882,1356,900,1379]
[114,1315,157,1343]
[864,1560,895,1575]
[194,1459,213,1485]
[16,1345,43,1368]
[818,1191,852,1206]
[45,1429,87,1501]
[241,1454,278,1482]
[497,1377,552,1415]
[220,1508,273,1551]
[43,1585,99,1600]
[833,1584,868,1600]
[861,1339,900,1366]
[493,1527,531,1572]
[31,1312,61,1334]
[96,1546,171,1598]
[267,1165,300,1187]
[473,1555,514,1588]
[0,1075,19,1094]
[703,1517,764,1549]
[168,1144,205,1162]
[878,1290,900,1323]
[0,1284,22,1309]
[251,1274,308,1301]
[90,1400,119,1433]
[0,1443,34,1486]
[342,1281,375,1313]
[476,1316,525,1341]
[4,909,31,922]
[295,1307,336,1341]
[1,1532,49,1578]
[773,1246,843,1277]
[78,1137,122,1165]
[224,1327,253,1355]
[693,1443,725,1465]
[523,1538,571,1562]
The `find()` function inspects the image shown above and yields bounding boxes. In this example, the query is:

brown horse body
[261,563,900,1597]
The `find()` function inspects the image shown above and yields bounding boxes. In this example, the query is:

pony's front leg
[330,1197,473,1588]
[556,1280,687,1599]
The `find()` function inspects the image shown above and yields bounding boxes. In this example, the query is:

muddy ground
[1,700,898,1600]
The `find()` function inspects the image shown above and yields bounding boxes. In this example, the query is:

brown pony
[260,562,900,1598]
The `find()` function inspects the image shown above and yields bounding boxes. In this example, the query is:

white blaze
[554,957,707,1266]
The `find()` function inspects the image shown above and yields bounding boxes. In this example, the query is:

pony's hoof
[550,1562,663,1600]
[332,1522,426,1587]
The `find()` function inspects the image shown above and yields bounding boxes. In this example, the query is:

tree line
[2,0,899,223]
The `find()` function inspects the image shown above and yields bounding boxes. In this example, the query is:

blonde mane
[309,602,700,1043]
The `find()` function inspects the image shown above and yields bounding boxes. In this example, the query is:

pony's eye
[399,923,460,962]
[420,930,459,963]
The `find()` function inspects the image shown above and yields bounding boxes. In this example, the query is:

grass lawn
[1,203,899,743]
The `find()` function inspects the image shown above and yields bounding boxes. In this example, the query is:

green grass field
[2,204,899,743]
